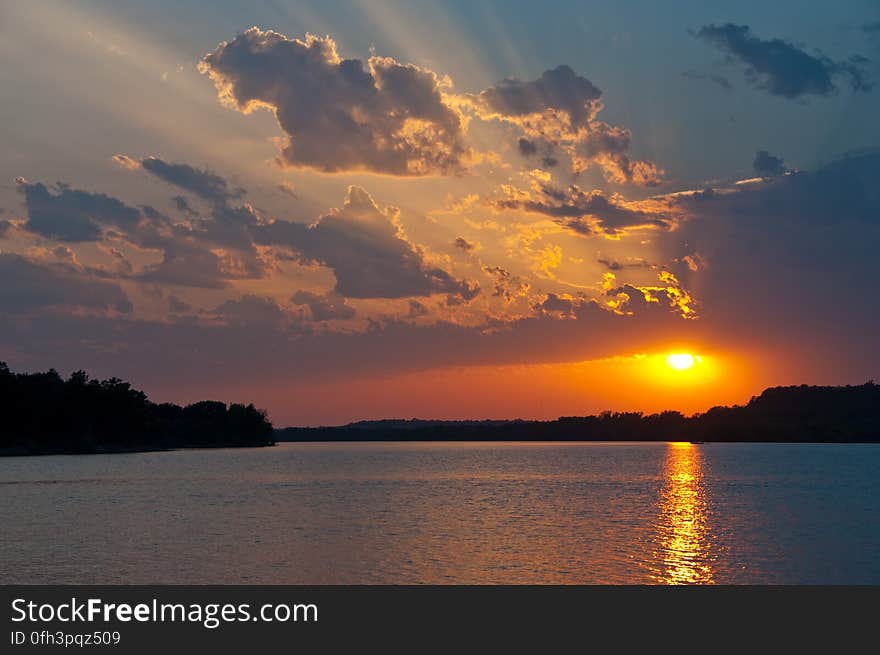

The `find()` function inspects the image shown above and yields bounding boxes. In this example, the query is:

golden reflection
[652,443,714,584]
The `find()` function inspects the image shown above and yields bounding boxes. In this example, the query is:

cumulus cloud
[479,65,602,127]
[256,186,479,299]
[0,253,132,314]
[16,179,141,242]
[199,28,468,176]
[694,24,872,98]
[291,290,355,321]
[471,66,662,185]
[753,150,787,177]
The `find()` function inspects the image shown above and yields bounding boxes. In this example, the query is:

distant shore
[277,382,880,444]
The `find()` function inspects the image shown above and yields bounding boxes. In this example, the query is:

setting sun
[667,353,700,371]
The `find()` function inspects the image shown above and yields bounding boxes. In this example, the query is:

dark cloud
[598,257,652,271]
[864,22,880,39]
[682,70,733,91]
[256,186,478,300]
[453,236,476,251]
[659,149,880,360]
[753,150,787,177]
[199,28,468,176]
[172,195,196,215]
[493,182,672,235]
[535,292,584,318]
[0,253,132,314]
[678,150,880,226]
[138,245,231,289]
[694,23,871,98]
[482,265,530,302]
[212,294,285,327]
[139,157,244,204]
[291,290,355,321]
[479,65,602,128]
[0,219,11,237]
[518,137,538,156]
[16,179,141,242]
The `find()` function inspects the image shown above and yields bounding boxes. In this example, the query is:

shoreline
[4,439,880,457]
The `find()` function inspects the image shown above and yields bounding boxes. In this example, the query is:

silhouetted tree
[0,362,274,455]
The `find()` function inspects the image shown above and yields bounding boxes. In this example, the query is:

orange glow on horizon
[201,348,759,426]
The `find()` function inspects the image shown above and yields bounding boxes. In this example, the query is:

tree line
[277,382,880,443]
[0,362,274,455]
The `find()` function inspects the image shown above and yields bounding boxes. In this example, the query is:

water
[1,442,878,584]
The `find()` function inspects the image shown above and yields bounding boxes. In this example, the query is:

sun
[666,353,700,371]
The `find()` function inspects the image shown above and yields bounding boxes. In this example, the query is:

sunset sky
[1,0,879,425]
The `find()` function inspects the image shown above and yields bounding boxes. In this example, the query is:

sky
[1,0,878,425]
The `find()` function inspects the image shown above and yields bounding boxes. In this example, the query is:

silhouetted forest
[277,382,880,443]
[0,362,274,455]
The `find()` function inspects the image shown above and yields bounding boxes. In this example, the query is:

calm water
[1,442,878,584]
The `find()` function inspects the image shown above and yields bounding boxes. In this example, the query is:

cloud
[677,150,880,225]
[0,253,132,314]
[138,156,245,204]
[694,24,872,98]
[276,181,297,198]
[518,138,538,156]
[453,236,477,251]
[681,70,733,91]
[471,66,662,185]
[492,180,673,235]
[665,150,880,333]
[291,290,355,321]
[753,150,787,177]
[479,65,602,127]
[138,245,232,289]
[199,28,468,176]
[172,195,196,215]
[256,186,479,299]
[598,257,652,271]
[111,154,141,170]
[534,292,586,318]
[211,294,285,327]
[482,265,531,302]
[601,270,697,320]
[16,179,141,242]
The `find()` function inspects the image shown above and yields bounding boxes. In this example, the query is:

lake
[1,442,878,584]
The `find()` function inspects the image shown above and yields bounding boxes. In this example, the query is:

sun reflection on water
[651,442,714,584]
